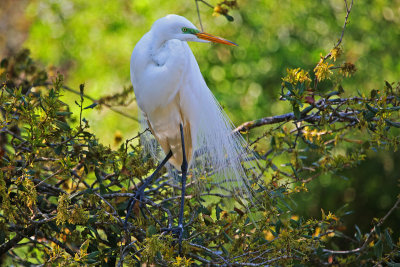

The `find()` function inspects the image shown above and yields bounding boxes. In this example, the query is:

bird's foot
[124,187,146,228]
[161,224,184,255]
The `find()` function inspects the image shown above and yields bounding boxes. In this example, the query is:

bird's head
[151,14,237,46]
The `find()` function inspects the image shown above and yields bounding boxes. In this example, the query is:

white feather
[130,14,259,201]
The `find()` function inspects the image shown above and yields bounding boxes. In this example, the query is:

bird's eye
[182,27,188,33]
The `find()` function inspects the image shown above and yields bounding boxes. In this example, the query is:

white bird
[127,14,257,254]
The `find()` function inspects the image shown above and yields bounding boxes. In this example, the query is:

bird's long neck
[149,31,166,53]
[149,32,171,66]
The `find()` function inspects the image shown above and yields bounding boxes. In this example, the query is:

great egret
[127,14,256,254]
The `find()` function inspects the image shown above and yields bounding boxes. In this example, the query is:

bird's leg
[161,124,187,256]
[177,123,188,255]
[125,150,172,228]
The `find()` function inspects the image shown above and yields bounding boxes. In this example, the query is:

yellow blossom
[330,47,342,61]
[314,59,334,82]
[282,68,311,86]
[339,62,357,77]
[213,5,228,16]
[173,256,193,267]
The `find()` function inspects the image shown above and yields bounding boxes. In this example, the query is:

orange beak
[195,32,238,46]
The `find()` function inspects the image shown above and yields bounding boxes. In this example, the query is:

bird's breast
[131,39,189,115]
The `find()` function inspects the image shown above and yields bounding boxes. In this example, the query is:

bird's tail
[189,89,262,207]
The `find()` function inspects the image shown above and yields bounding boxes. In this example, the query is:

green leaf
[54,145,63,155]
[326,91,340,97]
[375,226,381,236]
[87,251,100,259]
[0,58,8,68]
[301,105,314,115]
[290,218,300,228]
[221,245,229,255]
[110,224,121,235]
[297,82,306,95]
[374,239,383,259]
[363,110,376,121]
[385,81,393,91]
[285,81,294,93]
[99,184,107,195]
[366,104,378,114]
[84,103,98,109]
[49,88,57,98]
[80,239,90,252]
[216,205,222,220]
[223,232,233,243]
[223,14,234,21]
[293,105,300,119]
[147,225,157,237]
[275,220,282,234]
[384,119,400,128]
[48,221,61,233]
[203,215,213,226]
[303,138,319,149]
[370,89,378,98]
[95,168,104,187]
[316,246,323,256]
[55,120,71,131]
[270,136,276,147]
[56,111,73,116]
[290,164,299,179]
[338,85,344,94]
[384,228,394,249]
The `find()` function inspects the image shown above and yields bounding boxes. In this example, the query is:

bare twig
[196,0,214,9]
[188,242,230,264]
[314,0,354,88]
[195,0,204,31]
[323,0,354,61]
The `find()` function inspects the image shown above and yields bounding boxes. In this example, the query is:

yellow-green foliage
[56,194,89,226]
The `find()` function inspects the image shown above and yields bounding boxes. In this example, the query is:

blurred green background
[1,0,399,240]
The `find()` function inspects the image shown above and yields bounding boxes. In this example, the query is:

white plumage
[130,14,255,199]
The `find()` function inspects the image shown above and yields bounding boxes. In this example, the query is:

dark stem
[124,150,173,226]
[178,123,188,255]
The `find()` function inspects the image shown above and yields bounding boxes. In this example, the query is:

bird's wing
[130,37,188,116]
[132,39,194,170]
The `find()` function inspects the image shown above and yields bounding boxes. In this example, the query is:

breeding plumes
[127,14,258,254]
